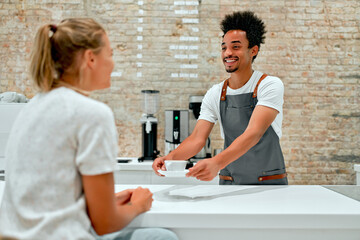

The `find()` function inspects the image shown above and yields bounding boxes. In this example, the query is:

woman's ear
[83,49,95,69]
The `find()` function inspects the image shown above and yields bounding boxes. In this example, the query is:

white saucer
[158,170,189,178]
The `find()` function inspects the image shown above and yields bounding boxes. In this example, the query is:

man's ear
[250,45,259,58]
[83,49,95,69]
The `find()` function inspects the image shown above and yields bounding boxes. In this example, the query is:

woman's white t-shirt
[198,70,284,139]
[0,87,118,239]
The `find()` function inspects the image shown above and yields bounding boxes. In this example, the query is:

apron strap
[252,74,268,98]
[220,78,229,101]
[220,74,268,101]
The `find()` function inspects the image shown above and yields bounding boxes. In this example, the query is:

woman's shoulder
[54,87,114,119]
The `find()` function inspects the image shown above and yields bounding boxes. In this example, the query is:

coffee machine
[164,110,189,155]
[138,90,160,162]
[189,95,211,159]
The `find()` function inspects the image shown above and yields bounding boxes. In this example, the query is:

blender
[138,90,160,162]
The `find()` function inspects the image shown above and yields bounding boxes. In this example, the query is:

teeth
[225,59,236,63]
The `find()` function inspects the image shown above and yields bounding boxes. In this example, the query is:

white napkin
[169,185,254,198]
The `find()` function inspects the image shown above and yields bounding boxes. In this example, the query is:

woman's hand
[115,189,134,205]
[129,187,153,214]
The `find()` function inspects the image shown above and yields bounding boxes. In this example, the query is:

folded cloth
[0,92,28,103]
[169,185,255,198]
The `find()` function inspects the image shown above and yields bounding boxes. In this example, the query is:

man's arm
[187,105,278,180]
[168,119,214,160]
[152,119,214,175]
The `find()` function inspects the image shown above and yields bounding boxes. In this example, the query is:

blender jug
[138,90,160,161]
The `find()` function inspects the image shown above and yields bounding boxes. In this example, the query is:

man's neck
[228,67,254,89]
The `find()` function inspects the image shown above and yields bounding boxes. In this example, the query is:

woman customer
[0,18,177,240]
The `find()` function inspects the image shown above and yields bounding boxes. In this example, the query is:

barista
[153,11,288,185]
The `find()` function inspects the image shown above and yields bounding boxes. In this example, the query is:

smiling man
[153,11,288,185]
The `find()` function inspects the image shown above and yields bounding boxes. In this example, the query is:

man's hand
[152,120,215,178]
[152,156,167,176]
[186,158,221,181]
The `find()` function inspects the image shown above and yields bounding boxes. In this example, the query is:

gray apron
[219,74,288,185]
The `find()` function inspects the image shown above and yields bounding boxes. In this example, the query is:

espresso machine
[164,110,189,155]
[138,90,160,162]
[189,95,211,159]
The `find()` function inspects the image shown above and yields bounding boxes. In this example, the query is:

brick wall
[1,0,359,184]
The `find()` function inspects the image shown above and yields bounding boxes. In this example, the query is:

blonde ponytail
[30,25,56,92]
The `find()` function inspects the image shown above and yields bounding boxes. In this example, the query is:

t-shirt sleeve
[75,104,118,175]
[198,85,219,123]
[256,76,284,112]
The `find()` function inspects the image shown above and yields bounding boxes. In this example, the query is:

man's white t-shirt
[198,70,284,139]
[0,87,118,239]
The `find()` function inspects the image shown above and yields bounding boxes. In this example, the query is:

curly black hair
[220,11,266,61]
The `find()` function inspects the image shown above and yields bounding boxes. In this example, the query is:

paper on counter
[169,185,255,198]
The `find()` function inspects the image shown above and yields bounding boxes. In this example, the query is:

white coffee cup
[164,160,187,171]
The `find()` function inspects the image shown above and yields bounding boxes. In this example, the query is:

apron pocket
[258,168,287,183]
[226,105,253,110]
[262,168,286,176]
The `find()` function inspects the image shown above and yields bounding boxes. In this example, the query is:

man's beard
[225,66,238,73]
[224,57,239,73]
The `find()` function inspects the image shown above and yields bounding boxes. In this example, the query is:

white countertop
[116,184,360,228]
[1,181,360,239]
[114,157,219,185]
[117,184,360,239]
[115,157,154,171]
[116,157,203,171]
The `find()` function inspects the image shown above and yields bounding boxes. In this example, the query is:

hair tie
[50,24,57,33]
